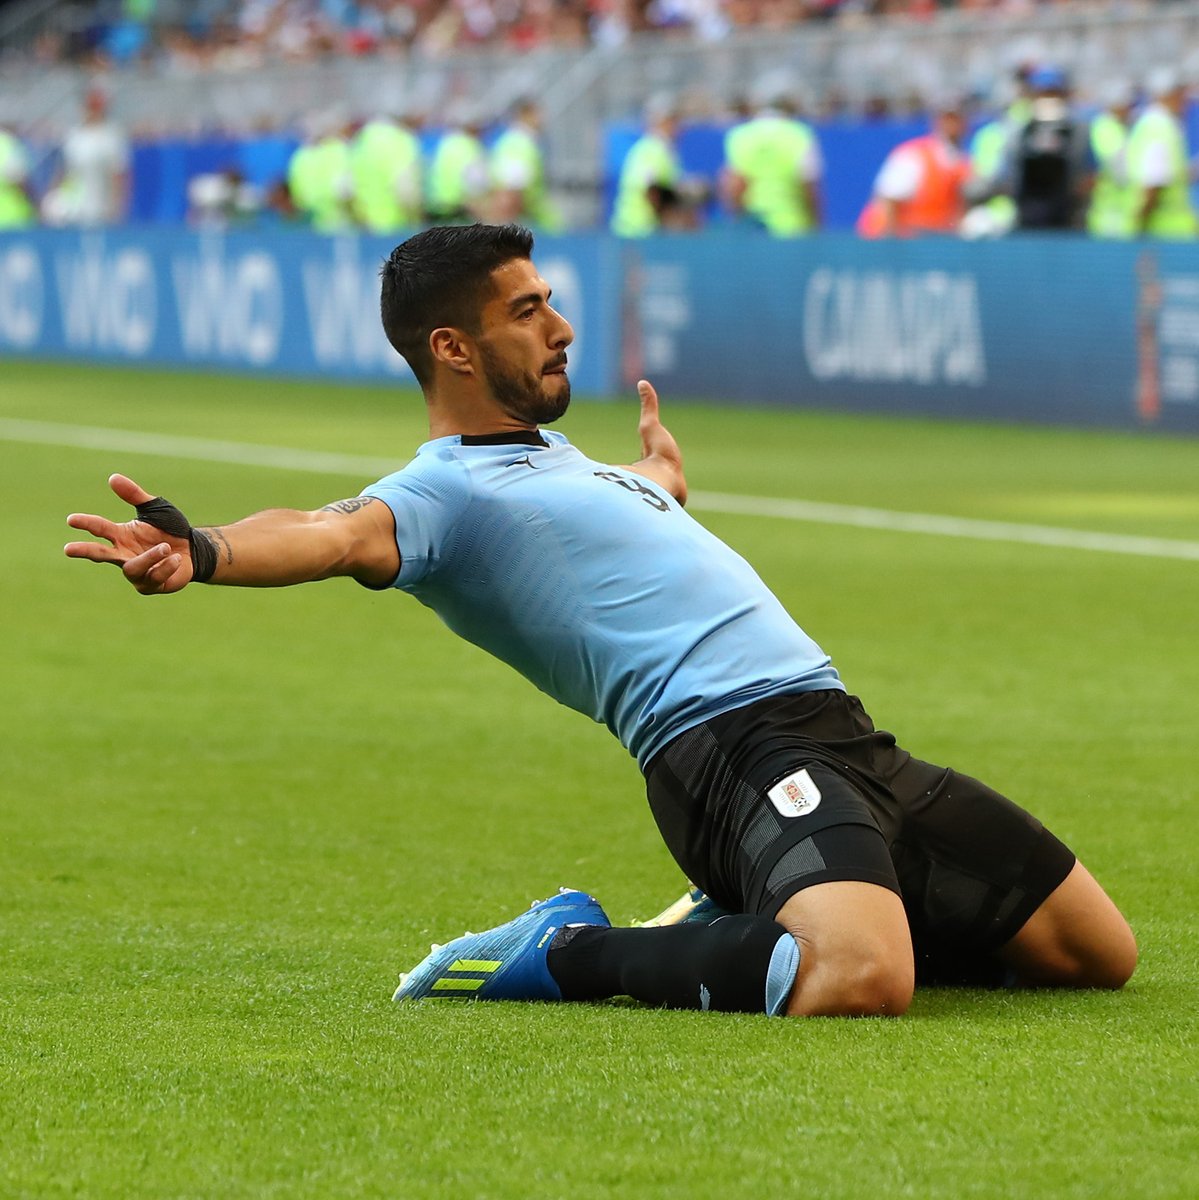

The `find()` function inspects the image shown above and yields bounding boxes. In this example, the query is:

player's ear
[429,327,475,376]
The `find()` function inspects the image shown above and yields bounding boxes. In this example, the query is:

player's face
[476,258,575,426]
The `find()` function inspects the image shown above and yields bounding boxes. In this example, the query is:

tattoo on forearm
[197,526,234,565]
[321,496,380,516]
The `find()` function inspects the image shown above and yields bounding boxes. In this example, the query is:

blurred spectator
[1127,67,1197,240]
[287,110,355,231]
[262,176,302,224]
[42,88,130,227]
[611,95,686,237]
[0,121,37,229]
[426,103,490,224]
[489,98,561,230]
[350,107,424,232]
[1008,65,1092,231]
[857,92,971,237]
[187,166,264,227]
[964,73,1028,236]
[1086,79,1137,240]
[720,73,822,236]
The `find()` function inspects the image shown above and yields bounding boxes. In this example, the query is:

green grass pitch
[2,360,1197,1198]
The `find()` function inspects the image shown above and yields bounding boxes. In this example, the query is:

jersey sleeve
[724,124,751,174]
[362,455,471,590]
[491,133,535,189]
[493,151,533,190]
[1132,138,1172,188]
[874,146,923,201]
[108,126,131,171]
[798,133,823,182]
[0,138,29,183]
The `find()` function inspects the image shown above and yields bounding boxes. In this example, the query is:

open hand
[65,474,194,594]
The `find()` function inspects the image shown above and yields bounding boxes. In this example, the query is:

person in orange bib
[858,94,972,238]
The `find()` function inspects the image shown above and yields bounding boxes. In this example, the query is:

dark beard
[478,341,571,426]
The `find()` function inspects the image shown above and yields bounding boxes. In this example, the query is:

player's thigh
[775,879,914,1017]
[996,859,1137,989]
[889,758,1077,962]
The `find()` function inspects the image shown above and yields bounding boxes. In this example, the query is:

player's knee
[836,955,914,1016]
[1073,922,1138,989]
[789,950,914,1017]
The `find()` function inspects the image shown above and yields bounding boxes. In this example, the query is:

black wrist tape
[135,495,218,584]
[135,496,192,539]
[188,530,219,584]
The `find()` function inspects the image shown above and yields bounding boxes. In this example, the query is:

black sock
[546,916,798,1014]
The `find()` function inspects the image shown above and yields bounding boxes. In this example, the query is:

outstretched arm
[622,379,687,506]
[65,474,399,595]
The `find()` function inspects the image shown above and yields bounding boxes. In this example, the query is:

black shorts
[643,690,1076,982]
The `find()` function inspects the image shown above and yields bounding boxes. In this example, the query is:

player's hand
[634,379,687,505]
[65,474,195,595]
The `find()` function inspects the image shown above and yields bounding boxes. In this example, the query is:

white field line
[688,490,1199,562]
[5,416,1199,563]
[0,417,400,479]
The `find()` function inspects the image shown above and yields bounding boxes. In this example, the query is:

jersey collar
[459,430,549,447]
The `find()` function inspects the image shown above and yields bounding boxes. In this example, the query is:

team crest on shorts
[767,768,822,818]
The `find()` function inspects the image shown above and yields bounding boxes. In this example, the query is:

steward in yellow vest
[490,99,560,230]
[0,126,35,228]
[1128,69,1198,239]
[611,99,685,238]
[287,115,355,233]
[350,113,423,234]
[721,85,822,236]
[427,107,490,226]
[1087,81,1138,239]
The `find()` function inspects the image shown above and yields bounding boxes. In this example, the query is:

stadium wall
[2,227,1198,433]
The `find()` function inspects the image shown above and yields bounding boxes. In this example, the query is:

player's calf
[549,915,800,1015]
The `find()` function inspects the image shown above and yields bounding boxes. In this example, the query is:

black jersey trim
[459,430,548,447]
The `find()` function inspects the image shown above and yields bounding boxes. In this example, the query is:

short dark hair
[379,224,535,386]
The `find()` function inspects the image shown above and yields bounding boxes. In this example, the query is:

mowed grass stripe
[7,415,1199,562]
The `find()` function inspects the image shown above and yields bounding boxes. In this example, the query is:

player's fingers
[121,542,174,583]
[637,379,660,424]
[161,559,192,594]
[109,473,156,508]
[637,380,663,451]
[64,541,124,565]
[139,551,184,592]
[66,512,120,542]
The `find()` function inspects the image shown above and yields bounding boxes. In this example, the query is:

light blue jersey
[364,431,842,768]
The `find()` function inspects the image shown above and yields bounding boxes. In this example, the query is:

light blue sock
[765,932,800,1016]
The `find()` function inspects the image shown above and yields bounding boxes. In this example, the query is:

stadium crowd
[17,0,1072,69]
[2,60,1198,239]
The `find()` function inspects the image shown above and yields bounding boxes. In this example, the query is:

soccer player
[65,224,1137,1018]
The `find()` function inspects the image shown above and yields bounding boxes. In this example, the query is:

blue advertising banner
[620,233,1199,433]
[3,227,1198,433]
[0,227,621,398]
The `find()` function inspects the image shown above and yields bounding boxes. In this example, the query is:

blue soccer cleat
[635,882,731,928]
[393,888,610,1002]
